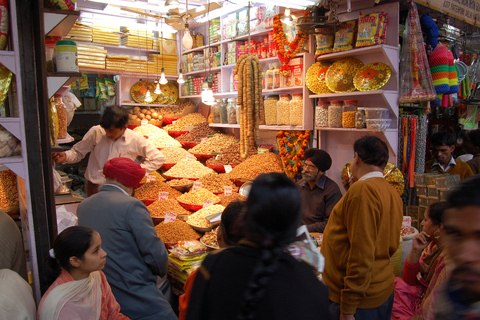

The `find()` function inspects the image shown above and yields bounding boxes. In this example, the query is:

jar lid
[55,39,77,46]
[292,92,303,96]
[330,100,343,103]
[279,94,290,97]
[317,101,329,105]
[357,107,366,111]
[344,100,357,103]
[54,93,63,97]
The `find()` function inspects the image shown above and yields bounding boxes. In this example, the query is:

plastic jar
[315,101,329,128]
[227,98,237,124]
[277,94,290,125]
[45,37,60,72]
[342,100,357,128]
[55,40,78,72]
[355,107,366,129]
[289,92,303,126]
[264,95,279,125]
[54,94,67,139]
[328,100,343,127]
[220,99,228,123]
[211,100,221,123]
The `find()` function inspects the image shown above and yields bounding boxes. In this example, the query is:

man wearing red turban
[77,157,177,320]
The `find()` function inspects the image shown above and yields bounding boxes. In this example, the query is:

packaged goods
[314,27,334,56]
[55,40,78,72]
[355,12,388,48]
[333,20,356,52]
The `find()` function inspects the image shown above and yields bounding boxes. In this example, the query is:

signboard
[415,0,480,26]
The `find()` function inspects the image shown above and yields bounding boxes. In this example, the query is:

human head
[217,200,246,248]
[302,148,332,182]
[99,106,128,140]
[351,136,389,180]
[103,157,146,189]
[430,131,456,166]
[466,129,480,154]
[444,176,480,298]
[244,172,301,248]
[421,201,448,241]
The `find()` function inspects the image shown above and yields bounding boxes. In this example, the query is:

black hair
[353,136,389,168]
[43,226,96,288]
[221,200,246,246]
[431,130,456,147]
[468,129,480,148]
[427,201,448,226]
[447,175,480,209]
[99,106,129,129]
[237,173,301,320]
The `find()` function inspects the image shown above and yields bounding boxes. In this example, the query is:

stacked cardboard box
[153,32,177,56]
[65,22,93,42]
[209,19,221,44]
[105,54,130,71]
[120,27,154,49]
[148,54,178,75]
[77,44,107,69]
[92,23,120,46]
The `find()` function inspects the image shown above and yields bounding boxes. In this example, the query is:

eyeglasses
[302,163,317,171]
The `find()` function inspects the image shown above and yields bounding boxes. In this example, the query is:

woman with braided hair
[186,172,331,320]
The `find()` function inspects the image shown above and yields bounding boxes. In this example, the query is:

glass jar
[355,107,366,129]
[53,93,67,139]
[264,95,279,125]
[211,99,221,123]
[220,99,228,124]
[342,100,357,128]
[277,94,290,125]
[328,100,342,128]
[289,93,303,126]
[315,101,329,128]
[227,98,237,124]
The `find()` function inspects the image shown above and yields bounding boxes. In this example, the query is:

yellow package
[356,12,381,48]
[78,73,89,90]
[315,27,335,56]
[333,20,356,52]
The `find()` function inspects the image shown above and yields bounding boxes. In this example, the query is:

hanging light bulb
[282,8,293,24]
[159,68,168,84]
[145,87,153,103]
[154,81,162,95]
[177,69,185,84]
[182,23,194,51]
[284,8,291,16]
[201,81,215,105]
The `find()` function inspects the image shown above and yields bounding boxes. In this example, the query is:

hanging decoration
[276,130,310,179]
[273,10,311,75]
[341,162,405,195]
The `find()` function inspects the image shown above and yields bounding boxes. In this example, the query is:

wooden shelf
[43,9,80,37]
[46,72,82,98]
[315,127,397,133]
[120,103,177,107]
[79,67,178,78]
[183,67,222,76]
[209,123,308,130]
[0,117,21,140]
[0,51,17,74]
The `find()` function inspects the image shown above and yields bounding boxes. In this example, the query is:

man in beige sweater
[321,136,403,320]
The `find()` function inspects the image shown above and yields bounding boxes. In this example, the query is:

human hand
[52,152,66,163]
[411,231,431,253]
[340,312,355,320]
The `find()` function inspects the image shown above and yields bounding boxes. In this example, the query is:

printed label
[192,181,202,191]
[224,186,232,196]
[146,175,157,182]
[224,165,232,173]
[158,192,169,201]
[403,216,412,227]
[186,154,195,161]
[203,199,214,208]
[164,211,177,223]
[201,137,208,143]
[141,120,148,126]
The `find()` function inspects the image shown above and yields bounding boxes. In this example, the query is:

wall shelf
[0,51,17,74]
[44,9,80,37]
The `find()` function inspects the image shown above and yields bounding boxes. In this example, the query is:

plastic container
[328,100,342,128]
[289,93,303,126]
[355,107,366,129]
[55,39,78,72]
[366,119,392,130]
[211,100,221,123]
[277,94,290,125]
[365,108,389,119]
[45,37,60,72]
[264,95,279,125]
[220,99,228,124]
[315,101,329,128]
[342,100,357,128]
[227,98,237,124]
[53,94,67,139]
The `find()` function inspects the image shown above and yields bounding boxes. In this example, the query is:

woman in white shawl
[37,226,129,320]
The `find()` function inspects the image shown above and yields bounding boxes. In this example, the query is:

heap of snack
[163,159,215,179]
[160,147,196,164]
[186,205,225,228]
[163,113,207,131]
[189,133,239,155]
[197,173,239,194]
[134,181,182,200]
[226,152,283,180]
[133,124,181,148]
[177,188,220,206]
[175,122,219,144]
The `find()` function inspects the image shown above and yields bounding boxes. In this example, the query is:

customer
[297,148,342,232]
[77,157,177,320]
[321,136,403,320]
[0,209,27,280]
[424,130,474,180]
[0,268,36,320]
[465,128,480,174]
[37,226,128,320]
[392,201,452,320]
[435,176,480,319]
[179,200,246,320]
[52,106,165,196]
[186,173,331,320]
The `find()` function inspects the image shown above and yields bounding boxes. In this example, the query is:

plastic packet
[333,20,356,52]
[314,27,334,56]
[105,78,116,97]
[78,73,89,90]
[49,99,58,145]
[96,78,108,101]
[0,1,9,50]
[356,12,381,48]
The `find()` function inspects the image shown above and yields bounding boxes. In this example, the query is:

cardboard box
[435,174,460,189]
[416,186,427,197]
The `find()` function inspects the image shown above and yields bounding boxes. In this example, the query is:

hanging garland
[273,10,311,75]
[277,130,310,178]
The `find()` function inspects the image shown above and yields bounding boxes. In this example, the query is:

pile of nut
[206,144,256,166]
[163,159,215,179]
[167,178,194,187]
[189,134,239,155]
[128,107,163,126]
[217,193,247,207]
[201,227,220,249]
[140,171,165,184]
[0,170,18,211]
[147,135,182,148]
[176,122,218,144]
[163,113,207,131]
[155,220,199,243]
[133,124,168,137]
[226,152,283,180]
[198,173,239,194]
[159,99,197,118]
[161,147,196,164]
[134,181,182,200]
[147,199,190,218]
[177,188,220,206]
[186,204,225,228]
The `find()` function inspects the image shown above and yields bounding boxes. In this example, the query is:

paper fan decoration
[130,81,158,104]
[325,58,364,93]
[353,62,392,91]
[306,61,333,94]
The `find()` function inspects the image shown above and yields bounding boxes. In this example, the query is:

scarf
[419,242,446,285]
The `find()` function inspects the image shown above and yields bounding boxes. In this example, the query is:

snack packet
[105,78,116,97]
[333,20,356,52]
[356,12,381,48]
[314,27,334,57]
[96,78,108,101]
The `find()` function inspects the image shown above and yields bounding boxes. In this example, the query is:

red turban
[103,157,146,188]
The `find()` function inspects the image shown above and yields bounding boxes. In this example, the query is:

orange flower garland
[273,10,311,75]
[277,130,310,178]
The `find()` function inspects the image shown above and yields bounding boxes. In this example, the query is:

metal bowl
[239,181,252,198]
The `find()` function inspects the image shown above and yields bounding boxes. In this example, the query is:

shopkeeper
[52,106,165,196]
[297,148,342,233]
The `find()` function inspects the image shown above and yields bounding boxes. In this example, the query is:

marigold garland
[276,130,310,178]
[273,10,311,75]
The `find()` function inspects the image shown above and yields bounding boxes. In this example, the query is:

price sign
[223,165,232,173]
[164,211,177,223]
[146,175,157,182]
[186,126,196,131]
[200,137,208,143]
[186,154,195,161]
[215,154,221,160]
[403,216,412,227]
[192,181,202,191]
[203,199,214,208]
[166,143,174,147]
[172,120,177,124]
[141,120,148,126]
[224,186,232,196]
[158,192,169,201]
